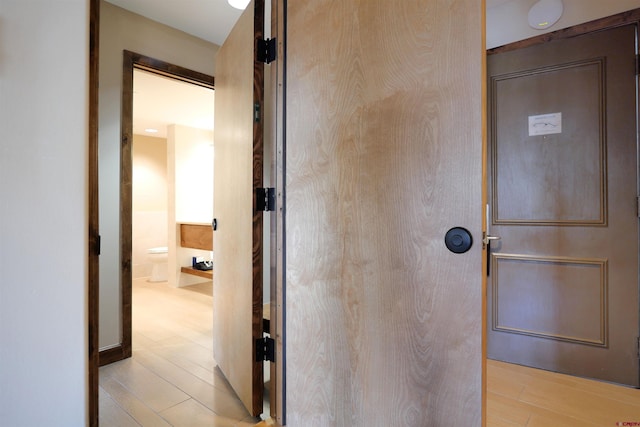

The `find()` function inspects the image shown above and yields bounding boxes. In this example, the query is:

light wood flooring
[487,359,640,426]
[100,277,640,426]
[99,278,264,427]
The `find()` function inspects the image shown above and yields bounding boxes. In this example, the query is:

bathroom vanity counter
[179,222,213,280]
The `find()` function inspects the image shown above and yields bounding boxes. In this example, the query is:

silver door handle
[483,235,501,245]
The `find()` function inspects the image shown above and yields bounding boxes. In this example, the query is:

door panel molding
[492,254,608,347]
[491,58,607,227]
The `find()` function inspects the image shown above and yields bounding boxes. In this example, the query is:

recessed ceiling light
[228,0,250,10]
[528,0,563,30]
[145,128,159,134]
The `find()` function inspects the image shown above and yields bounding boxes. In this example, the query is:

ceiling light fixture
[145,128,159,134]
[228,0,250,10]
[528,0,563,30]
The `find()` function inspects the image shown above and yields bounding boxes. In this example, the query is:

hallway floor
[99,278,263,427]
[99,277,640,426]
[487,358,640,426]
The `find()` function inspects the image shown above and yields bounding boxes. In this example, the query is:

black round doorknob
[444,227,473,254]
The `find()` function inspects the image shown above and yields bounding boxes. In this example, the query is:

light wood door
[487,25,639,386]
[282,0,485,425]
[213,0,265,416]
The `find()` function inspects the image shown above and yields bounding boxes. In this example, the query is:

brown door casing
[88,0,100,425]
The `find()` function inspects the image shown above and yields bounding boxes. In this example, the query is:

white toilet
[147,246,168,282]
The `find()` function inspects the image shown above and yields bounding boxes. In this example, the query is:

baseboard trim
[99,344,131,366]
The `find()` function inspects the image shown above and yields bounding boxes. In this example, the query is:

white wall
[99,1,219,349]
[487,0,640,49]
[0,1,88,425]
[172,126,214,224]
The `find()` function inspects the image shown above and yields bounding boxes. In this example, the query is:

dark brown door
[212,0,265,416]
[282,0,484,424]
[487,25,639,386]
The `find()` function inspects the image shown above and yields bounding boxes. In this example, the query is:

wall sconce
[528,0,564,30]
[228,0,250,10]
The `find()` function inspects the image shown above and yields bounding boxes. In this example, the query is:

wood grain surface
[179,224,213,251]
[284,0,485,425]
[213,0,264,417]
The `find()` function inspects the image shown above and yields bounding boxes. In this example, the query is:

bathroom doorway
[98,52,216,366]
[97,50,274,423]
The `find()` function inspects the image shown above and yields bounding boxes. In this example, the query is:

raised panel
[491,59,607,226]
[492,254,608,346]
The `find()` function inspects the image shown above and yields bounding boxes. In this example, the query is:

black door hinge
[257,38,277,64]
[256,187,276,212]
[256,336,275,362]
[96,235,101,256]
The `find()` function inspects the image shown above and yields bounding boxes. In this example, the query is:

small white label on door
[528,112,562,136]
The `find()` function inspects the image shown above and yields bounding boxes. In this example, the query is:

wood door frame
[252,0,268,416]
[488,8,640,55]
[97,51,215,367]
[87,0,215,418]
[271,1,286,423]
[88,0,100,425]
